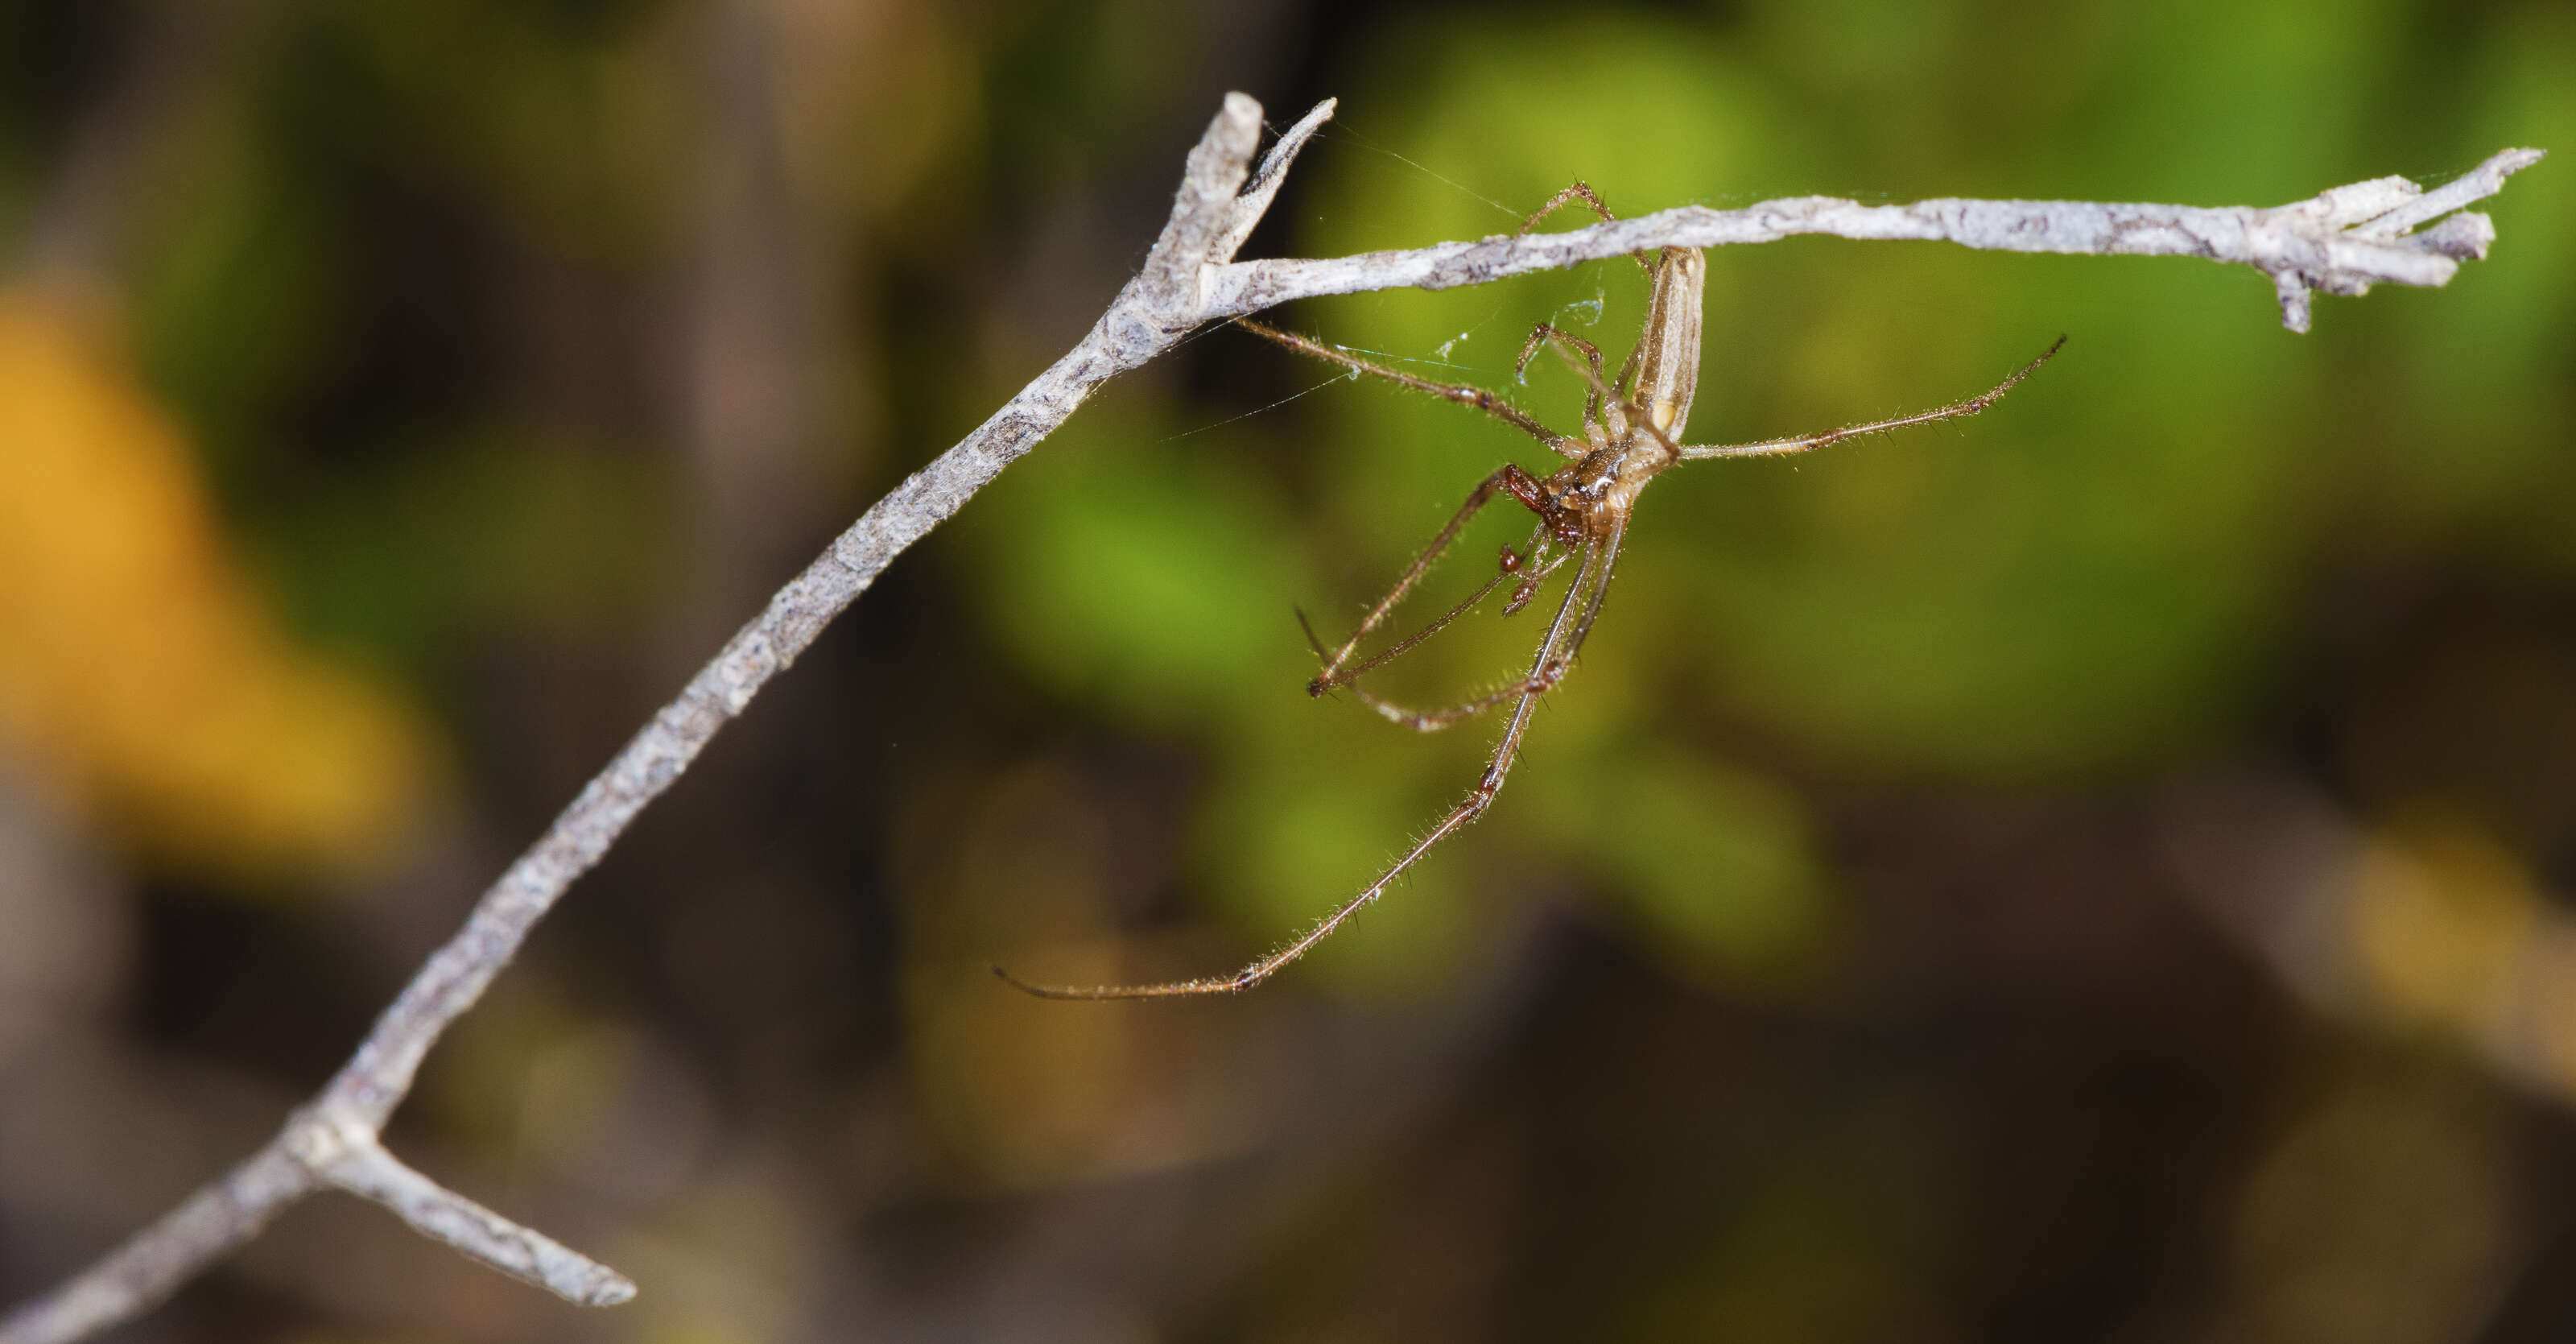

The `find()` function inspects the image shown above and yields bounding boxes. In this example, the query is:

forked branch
[0,90,2541,1344]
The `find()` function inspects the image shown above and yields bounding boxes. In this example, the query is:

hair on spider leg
[997,187,2063,1002]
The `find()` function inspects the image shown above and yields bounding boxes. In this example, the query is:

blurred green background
[2,1,2572,1341]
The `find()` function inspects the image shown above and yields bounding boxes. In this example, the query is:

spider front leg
[1331,526,1581,732]
[1306,465,1574,695]
[1516,325,1609,440]
[1501,520,1571,614]
[1340,667,1551,733]
[993,522,1626,1001]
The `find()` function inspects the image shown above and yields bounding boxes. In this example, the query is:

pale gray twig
[0,88,1297,1344]
[288,1118,633,1306]
[0,89,2539,1344]
[1203,146,2543,333]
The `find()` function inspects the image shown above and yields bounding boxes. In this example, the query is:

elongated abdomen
[1630,246,1705,444]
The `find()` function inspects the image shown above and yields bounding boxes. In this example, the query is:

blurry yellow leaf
[2353,808,2537,1038]
[0,292,434,880]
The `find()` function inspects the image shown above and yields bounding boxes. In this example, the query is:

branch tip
[1142,94,1264,298]
[2351,146,2545,240]
[318,1139,634,1309]
[1216,97,1338,263]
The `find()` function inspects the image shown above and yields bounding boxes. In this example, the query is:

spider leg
[1303,566,1514,693]
[1611,333,1646,405]
[1351,518,1624,736]
[1542,515,1625,681]
[1331,526,1575,730]
[1341,676,1536,732]
[1679,337,2065,461]
[1520,180,1619,232]
[1519,180,1653,276]
[1235,319,1585,460]
[1516,325,1608,438]
[1309,464,1565,691]
[994,520,1628,1001]
[1503,522,1569,614]
[1534,329,1677,459]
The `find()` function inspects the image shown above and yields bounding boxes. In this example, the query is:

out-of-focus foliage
[1305,10,2289,780]
[2356,808,2566,1044]
[0,293,432,878]
[966,0,2576,1002]
[5,0,2576,1340]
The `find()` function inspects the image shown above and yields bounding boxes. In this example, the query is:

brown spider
[998,183,2063,999]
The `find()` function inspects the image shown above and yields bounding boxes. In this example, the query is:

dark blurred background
[2,1,2572,1340]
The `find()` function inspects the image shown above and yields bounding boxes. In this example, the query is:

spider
[998,182,2063,999]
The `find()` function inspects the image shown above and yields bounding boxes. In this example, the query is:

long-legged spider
[998,182,2062,999]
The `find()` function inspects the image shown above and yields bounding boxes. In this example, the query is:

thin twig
[1204,147,2543,333]
[291,1119,633,1306]
[0,89,2540,1344]
[0,89,1310,1344]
